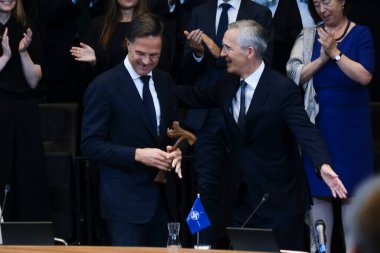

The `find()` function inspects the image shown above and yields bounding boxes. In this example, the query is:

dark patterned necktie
[140,76,157,133]
[237,80,247,132]
[216,2,232,47]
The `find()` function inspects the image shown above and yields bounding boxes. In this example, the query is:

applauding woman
[0,0,50,220]
[70,0,149,81]
[287,0,375,252]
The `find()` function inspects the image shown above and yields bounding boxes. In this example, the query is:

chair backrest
[39,103,78,155]
[226,227,280,252]
[371,102,380,172]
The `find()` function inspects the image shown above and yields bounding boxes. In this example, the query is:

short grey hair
[228,19,267,58]
[345,175,380,253]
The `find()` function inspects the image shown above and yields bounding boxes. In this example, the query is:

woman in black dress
[0,0,50,221]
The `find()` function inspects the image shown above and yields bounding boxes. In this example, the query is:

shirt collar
[123,55,152,81]
[242,60,265,88]
[217,0,240,10]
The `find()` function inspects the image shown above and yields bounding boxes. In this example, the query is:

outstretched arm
[320,164,347,199]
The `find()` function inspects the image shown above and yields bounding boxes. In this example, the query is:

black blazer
[176,66,331,217]
[180,0,274,130]
[81,63,178,223]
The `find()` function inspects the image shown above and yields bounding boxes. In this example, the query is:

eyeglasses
[221,44,232,54]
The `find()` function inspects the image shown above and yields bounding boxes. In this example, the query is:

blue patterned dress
[304,25,375,196]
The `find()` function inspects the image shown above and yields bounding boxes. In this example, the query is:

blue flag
[186,195,211,234]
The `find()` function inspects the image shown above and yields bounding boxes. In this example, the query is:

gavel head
[167,121,197,146]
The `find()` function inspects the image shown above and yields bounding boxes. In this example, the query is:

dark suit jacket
[180,0,274,130]
[81,63,178,223]
[176,66,331,218]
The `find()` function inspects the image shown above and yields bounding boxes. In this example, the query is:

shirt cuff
[193,53,203,62]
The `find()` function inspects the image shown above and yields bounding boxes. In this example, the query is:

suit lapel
[152,70,167,138]
[205,0,218,38]
[114,63,157,139]
[222,67,271,139]
[223,75,243,138]
[245,66,271,128]
[236,0,250,20]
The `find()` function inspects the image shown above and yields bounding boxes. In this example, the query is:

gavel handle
[154,171,167,183]
[154,137,183,183]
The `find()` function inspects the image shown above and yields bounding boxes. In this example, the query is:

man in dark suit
[178,0,273,247]
[176,19,347,250]
[81,14,182,246]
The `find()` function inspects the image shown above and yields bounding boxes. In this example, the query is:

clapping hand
[1,27,11,59]
[184,29,205,57]
[317,27,340,59]
[70,42,96,66]
[19,28,33,52]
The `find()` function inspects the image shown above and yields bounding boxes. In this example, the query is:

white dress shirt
[193,0,242,62]
[253,0,315,28]
[124,56,161,135]
[232,61,265,123]
[215,0,242,34]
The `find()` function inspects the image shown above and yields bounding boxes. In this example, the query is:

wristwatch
[333,51,343,61]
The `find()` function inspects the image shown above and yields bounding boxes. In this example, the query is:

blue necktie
[140,76,157,133]
[237,80,247,132]
[216,3,232,47]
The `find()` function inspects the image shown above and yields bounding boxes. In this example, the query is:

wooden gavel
[154,121,196,183]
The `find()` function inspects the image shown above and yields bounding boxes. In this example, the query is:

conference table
[0,246,306,253]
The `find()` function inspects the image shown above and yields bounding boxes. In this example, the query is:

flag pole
[196,193,200,247]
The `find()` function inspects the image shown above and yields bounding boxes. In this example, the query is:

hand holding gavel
[154,121,196,183]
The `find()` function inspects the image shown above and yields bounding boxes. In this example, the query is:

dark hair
[308,0,351,24]
[99,0,149,49]
[126,13,163,43]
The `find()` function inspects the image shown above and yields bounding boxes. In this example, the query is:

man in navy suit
[179,0,273,246]
[81,14,182,246]
[176,20,347,250]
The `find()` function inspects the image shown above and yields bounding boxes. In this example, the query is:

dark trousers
[106,193,169,246]
[194,108,227,247]
[0,98,51,221]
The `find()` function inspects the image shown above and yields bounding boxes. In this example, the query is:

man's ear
[247,46,256,59]
[124,39,131,49]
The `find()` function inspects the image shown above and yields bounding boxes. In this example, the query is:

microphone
[315,219,327,253]
[0,184,10,222]
[241,193,270,228]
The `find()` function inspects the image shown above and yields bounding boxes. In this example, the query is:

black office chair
[39,103,79,155]
[45,152,73,245]
[371,102,380,172]
[39,103,79,245]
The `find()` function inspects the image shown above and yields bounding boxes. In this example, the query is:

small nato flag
[186,194,211,234]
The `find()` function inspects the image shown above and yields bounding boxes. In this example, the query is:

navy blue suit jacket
[81,63,178,223]
[176,66,331,218]
[180,0,274,130]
